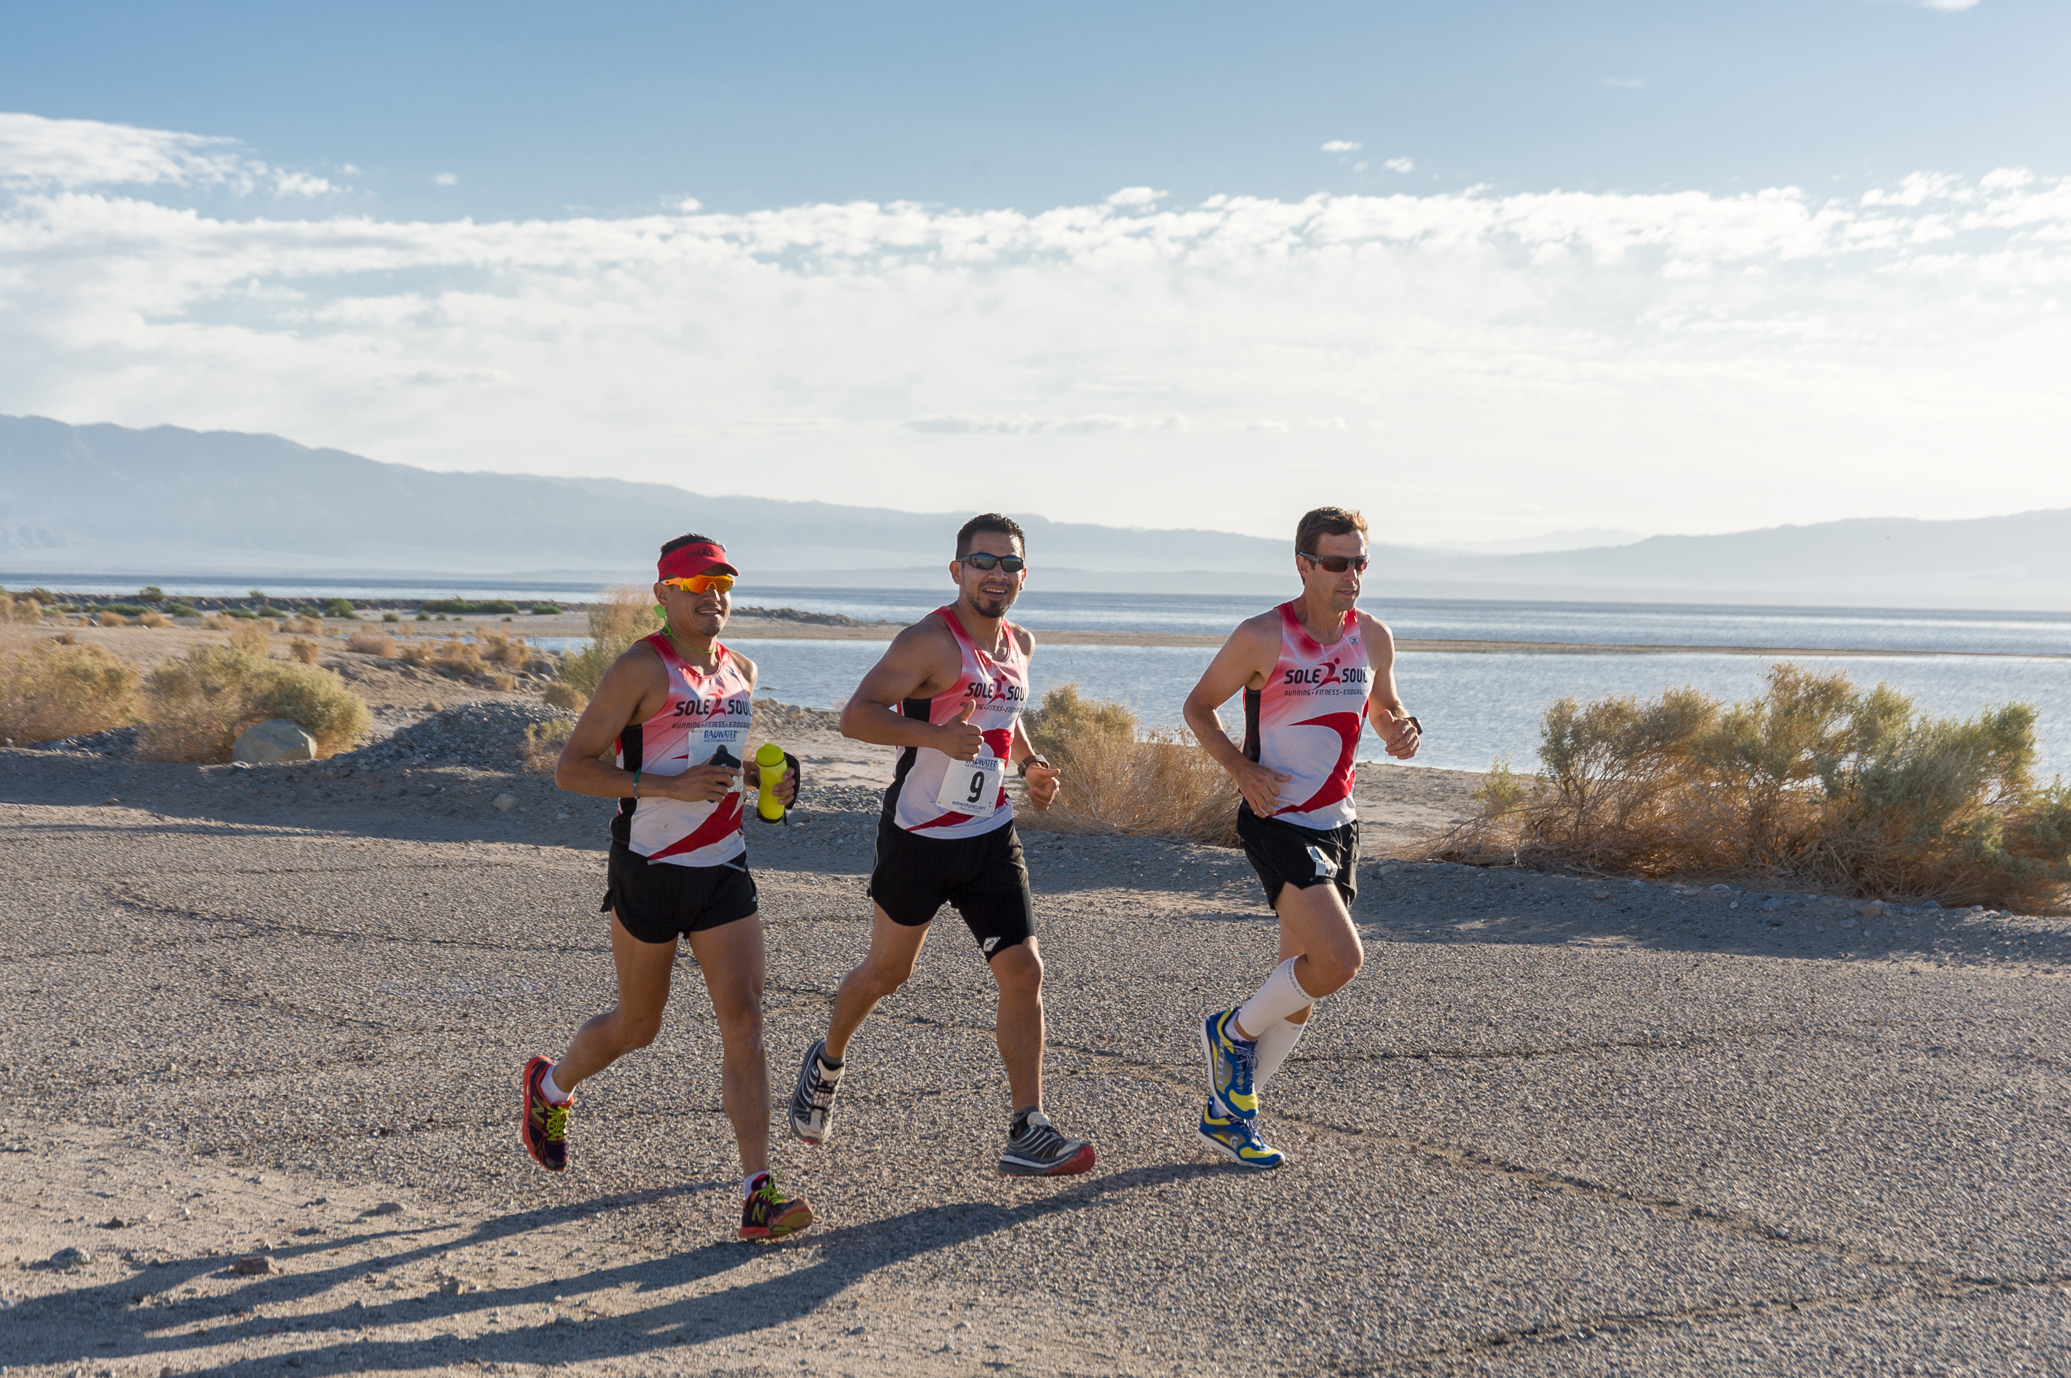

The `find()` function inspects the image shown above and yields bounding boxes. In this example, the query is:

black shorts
[869,815,1035,958]
[601,842,759,945]
[1237,807,1359,911]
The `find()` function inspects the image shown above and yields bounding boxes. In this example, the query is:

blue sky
[1,1,2066,544]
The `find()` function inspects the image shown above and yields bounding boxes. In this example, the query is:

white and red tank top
[612,633,753,867]
[883,606,1029,839]
[1243,602,1373,831]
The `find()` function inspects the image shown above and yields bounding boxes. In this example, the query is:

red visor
[658,542,738,582]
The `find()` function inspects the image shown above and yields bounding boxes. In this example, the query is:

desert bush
[542,680,589,713]
[1015,684,1241,845]
[347,632,398,656]
[289,638,323,665]
[289,615,324,635]
[557,586,661,699]
[138,611,172,628]
[165,603,200,619]
[102,602,149,616]
[382,612,400,623]
[1437,663,2071,912]
[202,613,237,630]
[95,611,131,628]
[488,671,518,692]
[475,628,532,669]
[322,598,358,618]
[139,627,371,762]
[520,717,577,772]
[531,603,562,615]
[397,640,436,667]
[0,593,43,624]
[0,640,139,743]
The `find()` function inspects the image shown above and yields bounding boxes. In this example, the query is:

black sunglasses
[1300,551,1368,573]
[958,553,1026,573]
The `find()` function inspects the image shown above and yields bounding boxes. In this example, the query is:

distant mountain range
[3,414,2066,610]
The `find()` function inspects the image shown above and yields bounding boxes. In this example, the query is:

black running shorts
[1237,807,1359,910]
[602,842,759,945]
[869,815,1035,958]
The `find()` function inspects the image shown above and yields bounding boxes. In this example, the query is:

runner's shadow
[19,1165,1209,1376]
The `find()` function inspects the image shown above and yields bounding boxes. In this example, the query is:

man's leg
[1232,882,1362,1041]
[685,912,771,1176]
[987,937,1044,1114]
[823,905,931,1059]
[555,914,680,1088]
[1253,919,1322,1088]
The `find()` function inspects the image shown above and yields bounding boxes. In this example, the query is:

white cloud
[1105,186,1165,207]
[434,172,459,187]
[1384,157,1414,174]
[2,114,2070,541]
[1920,0,1979,10]
[273,172,337,197]
[1320,140,1362,154]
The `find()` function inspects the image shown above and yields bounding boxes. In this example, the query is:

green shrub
[140,627,371,762]
[322,597,359,618]
[530,603,563,615]
[382,612,401,623]
[1440,663,2071,912]
[422,598,521,615]
[102,602,149,616]
[138,586,164,602]
[416,612,431,622]
[165,603,201,619]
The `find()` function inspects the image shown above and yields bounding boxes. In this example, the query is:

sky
[1,0,2067,545]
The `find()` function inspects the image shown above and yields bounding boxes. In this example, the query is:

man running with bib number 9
[786,513,1096,1178]
[1181,506,1420,1168]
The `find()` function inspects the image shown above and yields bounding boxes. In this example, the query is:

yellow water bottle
[755,742,788,823]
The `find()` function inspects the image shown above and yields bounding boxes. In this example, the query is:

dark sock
[1011,1108,1036,1136]
[817,1049,844,1071]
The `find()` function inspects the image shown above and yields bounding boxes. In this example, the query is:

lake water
[721,639,2071,782]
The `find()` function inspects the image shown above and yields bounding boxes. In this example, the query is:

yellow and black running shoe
[521,1055,571,1172]
[737,1171,814,1241]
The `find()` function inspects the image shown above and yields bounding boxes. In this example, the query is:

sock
[1235,957,1315,1040]
[1011,1107,1040,1136]
[817,1051,845,1079]
[540,1066,571,1104]
[741,1171,769,1201]
[1253,1014,1312,1089]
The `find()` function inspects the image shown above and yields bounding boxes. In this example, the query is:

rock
[1709,883,1733,892]
[229,1255,273,1275]
[492,794,518,811]
[46,1246,91,1269]
[98,1216,129,1229]
[364,1201,405,1217]
[232,719,317,764]
[438,1275,479,1295]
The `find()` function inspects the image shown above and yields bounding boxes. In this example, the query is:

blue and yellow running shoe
[1197,1106,1286,1170]
[1198,1008,1258,1120]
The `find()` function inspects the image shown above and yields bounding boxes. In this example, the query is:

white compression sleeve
[1252,1016,1311,1089]
[1236,956,1315,1039]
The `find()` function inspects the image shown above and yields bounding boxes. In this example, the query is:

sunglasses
[663,574,735,594]
[957,553,1026,573]
[1299,551,1368,574]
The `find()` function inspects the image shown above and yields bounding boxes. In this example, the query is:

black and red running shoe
[520,1055,571,1171]
[738,1171,815,1241]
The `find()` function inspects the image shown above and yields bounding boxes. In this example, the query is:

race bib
[935,752,1003,818]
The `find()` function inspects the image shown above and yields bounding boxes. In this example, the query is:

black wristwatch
[1016,756,1051,777]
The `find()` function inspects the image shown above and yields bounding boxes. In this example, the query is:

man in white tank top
[786,514,1097,1179]
[516,534,815,1241]
[1181,506,1421,1168]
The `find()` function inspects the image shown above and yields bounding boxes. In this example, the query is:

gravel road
[2,713,2067,1377]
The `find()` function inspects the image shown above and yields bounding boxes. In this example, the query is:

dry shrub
[0,640,139,743]
[139,627,371,762]
[542,680,589,713]
[488,671,517,692]
[558,586,660,699]
[1438,663,2071,912]
[202,613,237,631]
[1016,684,1241,844]
[289,638,323,665]
[138,611,172,628]
[522,717,577,773]
[0,593,43,624]
[347,632,398,656]
[95,610,130,628]
[475,628,532,668]
[397,640,436,668]
[289,615,324,635]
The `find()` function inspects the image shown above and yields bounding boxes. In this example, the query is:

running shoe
[737,1171,815,1241]
[1197,1106,1286,1170]
[520,1055,571,1172]
[1199,1008,1258,1120]
[999,1110,1097,1177]
[788,1038,843,1146]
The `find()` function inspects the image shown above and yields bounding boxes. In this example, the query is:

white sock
[1236,957,1314,1039]
[540,1066,571,1104]
[1253,1014,1312,1089]
[741,1171,769,1201]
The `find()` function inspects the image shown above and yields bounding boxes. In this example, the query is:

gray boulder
[233,719,317,764]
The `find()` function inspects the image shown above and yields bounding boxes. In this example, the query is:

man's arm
[1360,613,1420,761]
[553,646,741,803]
[1008,629,1060,808]
[837,621,985,761]
[1182,615,1292,816]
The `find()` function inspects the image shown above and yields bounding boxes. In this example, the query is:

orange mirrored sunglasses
[663,574,735,594]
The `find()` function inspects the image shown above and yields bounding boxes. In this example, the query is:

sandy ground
[4,671,2070,1374]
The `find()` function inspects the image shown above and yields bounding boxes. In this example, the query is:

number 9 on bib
[935,752,1003,819]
